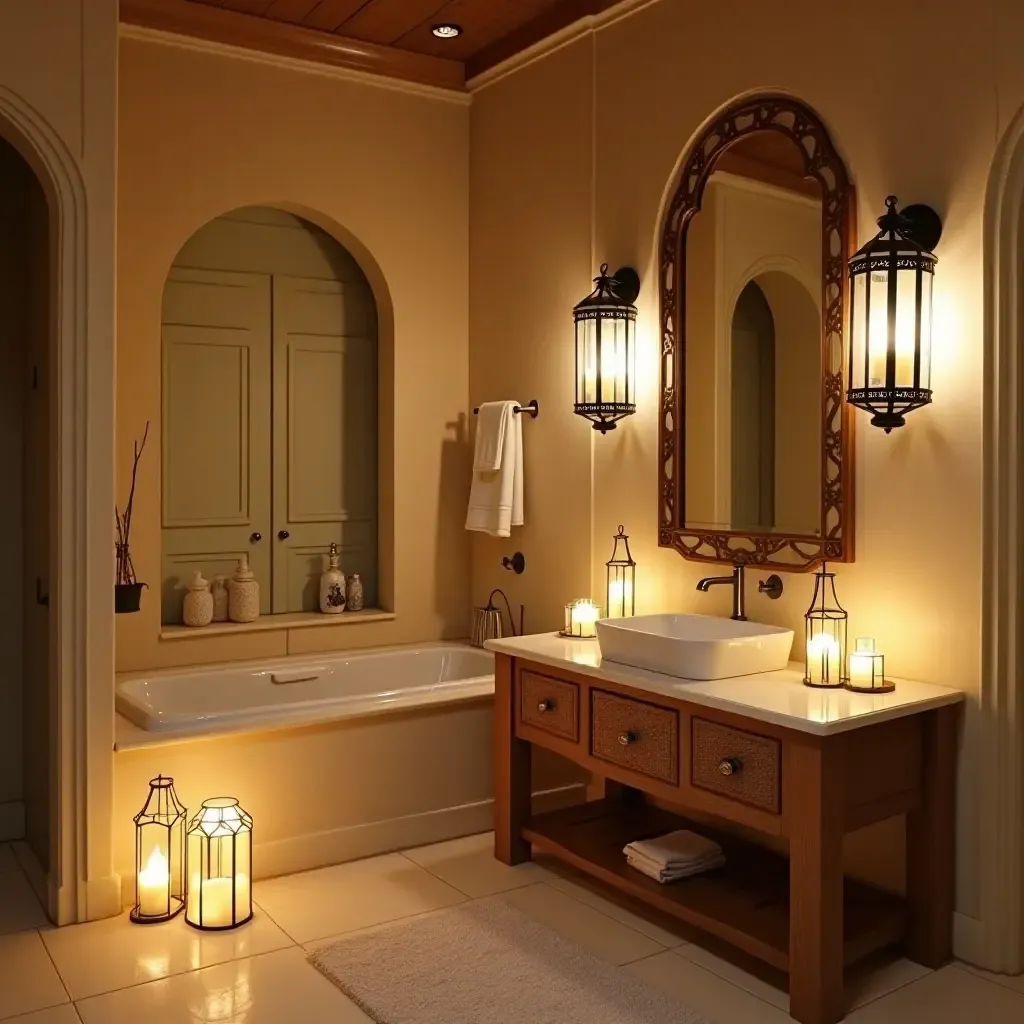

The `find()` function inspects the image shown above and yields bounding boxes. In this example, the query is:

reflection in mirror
[683,130,822,537]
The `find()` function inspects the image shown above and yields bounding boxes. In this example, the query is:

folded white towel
[623,830,723,869]
[472,401,512,472]
[466,401,524,537]
[627,851,725,884]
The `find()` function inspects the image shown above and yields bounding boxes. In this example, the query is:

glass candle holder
[130,776,186,924]
[186,797,253,931]
[804,563,847,688]
[560,599,599,639]
[605,526,636,618]
[845,637,894,693]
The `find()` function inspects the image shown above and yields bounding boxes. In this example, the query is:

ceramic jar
[183,571,213,627]
[229,556,259,623]
[346,573,364,612]
[319,543,346,614]
[211,576,229,622]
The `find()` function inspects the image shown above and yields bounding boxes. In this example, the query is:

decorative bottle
[346,573,364,612]
[211,576,229,622]
[183,571,213,628]
[319,543,346,614]
[228,556,259,623]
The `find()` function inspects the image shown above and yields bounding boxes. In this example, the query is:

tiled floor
[1,834,1024,1023]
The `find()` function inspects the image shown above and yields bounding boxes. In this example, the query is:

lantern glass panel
[186,797,253,931]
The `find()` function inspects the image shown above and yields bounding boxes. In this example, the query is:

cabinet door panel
[161,268,272,623]
[272,275,377,613]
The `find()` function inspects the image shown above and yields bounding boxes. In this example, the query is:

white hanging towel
[466,401,524,537]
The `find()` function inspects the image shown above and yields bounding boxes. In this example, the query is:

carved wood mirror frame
[658,94,855,571]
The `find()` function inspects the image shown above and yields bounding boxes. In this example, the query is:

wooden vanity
[488,634,963,1024]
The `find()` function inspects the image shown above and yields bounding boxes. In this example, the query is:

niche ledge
[160,609,396,641]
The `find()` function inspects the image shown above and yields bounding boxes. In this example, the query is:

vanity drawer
[691,717,781,814]
[590,690,679,785]
[518,671,579,742]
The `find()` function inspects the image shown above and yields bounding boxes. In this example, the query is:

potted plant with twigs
[115,422,149,614]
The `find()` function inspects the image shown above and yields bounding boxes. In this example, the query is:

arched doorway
[160,207,380,624]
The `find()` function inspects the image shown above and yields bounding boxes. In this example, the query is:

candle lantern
[573,264,639,433]
[605,525,636,618]
[803,563,847,688]
[131,776,186,924]
[186,797,253,931]
[560,599,600,639]
[846,637,894,694]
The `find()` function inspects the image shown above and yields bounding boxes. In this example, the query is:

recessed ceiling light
[431,23,462,39]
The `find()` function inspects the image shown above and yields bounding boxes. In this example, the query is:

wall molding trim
[119,0,467,97]
[980,98,1024,973]
[466,0,661,92]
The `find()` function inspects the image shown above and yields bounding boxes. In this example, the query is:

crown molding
[466,0,660,92]
[120,0,466,95]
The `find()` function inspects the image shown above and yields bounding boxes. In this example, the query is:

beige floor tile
[1,1006,81,1024]
[626,951,792,1024]
[253,853,466,944]
[848,963,1024,1022]
[402,831,552,897]
[500,883,666,966]
[958,960,1024,996]
[42,907,292,1000]
[0,931,69,1020]
[671,942,788,1009]
[0,843,18,873]
[76,947,371,1024]
[544,869,694,948]
[846,954,933,1010]
[0,870,49,935]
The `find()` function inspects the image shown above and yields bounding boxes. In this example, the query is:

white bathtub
[116,642,494,740]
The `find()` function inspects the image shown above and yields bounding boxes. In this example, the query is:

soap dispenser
[319,542,346,614]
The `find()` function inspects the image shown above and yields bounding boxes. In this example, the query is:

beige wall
[469,0,1021,924]
[117,34,471,671]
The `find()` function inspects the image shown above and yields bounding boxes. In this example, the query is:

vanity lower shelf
[523,798,907,973]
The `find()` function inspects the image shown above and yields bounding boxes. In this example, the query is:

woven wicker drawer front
[691,717,781,814]
[590,689,679,785]
[519,672,579,741]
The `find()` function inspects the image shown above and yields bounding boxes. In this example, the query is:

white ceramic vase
[229,556,259,623]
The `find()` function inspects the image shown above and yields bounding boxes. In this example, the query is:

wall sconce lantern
[573,264,640,433]
[804,563,848,689]
[186,797,253,931]
[131,776,186,924]
[847,196,942,432]
[606,525,636,618]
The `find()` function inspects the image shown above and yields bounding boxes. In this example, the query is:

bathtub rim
[115,640,494,752]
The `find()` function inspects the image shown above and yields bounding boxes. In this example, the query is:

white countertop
[485,632,964,736]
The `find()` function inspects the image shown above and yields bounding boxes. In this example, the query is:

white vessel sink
[596,613,794,681]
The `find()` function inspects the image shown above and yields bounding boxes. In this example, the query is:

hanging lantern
[131,776,186,924]
[186,797,253,931]
[847,196,942,432]
[573,264,640,433]
[804,563,848,688]
[605,525,636,618]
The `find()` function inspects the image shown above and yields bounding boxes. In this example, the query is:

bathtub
[116,642,494,740]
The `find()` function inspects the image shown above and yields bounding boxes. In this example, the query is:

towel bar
[472,399,539,418]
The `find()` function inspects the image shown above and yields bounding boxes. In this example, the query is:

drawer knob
[718,757,743,776]
[618,731,637,746]
[537,699,554,713]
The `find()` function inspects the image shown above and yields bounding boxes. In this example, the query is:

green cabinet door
[271,275,377,613]
[161,268,272,623]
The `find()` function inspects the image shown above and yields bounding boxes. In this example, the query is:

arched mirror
[658,95,855,570]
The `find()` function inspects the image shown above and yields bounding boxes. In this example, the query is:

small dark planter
[115,582,146,614]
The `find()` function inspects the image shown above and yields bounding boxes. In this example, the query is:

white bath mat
[309,897,709,1024]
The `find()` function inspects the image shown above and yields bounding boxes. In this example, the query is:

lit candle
[806,632,839,686]
[188,873,251,929]
[607,578,633,616]
[137,847,170,918]
[572,600,599,638]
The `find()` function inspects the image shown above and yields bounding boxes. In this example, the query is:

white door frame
[0,88,119,925]
[980,101,1024,973]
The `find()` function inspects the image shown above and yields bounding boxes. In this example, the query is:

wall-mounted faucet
[696,565,783,621]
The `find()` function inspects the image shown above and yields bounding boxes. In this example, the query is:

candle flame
[139,847,169,885]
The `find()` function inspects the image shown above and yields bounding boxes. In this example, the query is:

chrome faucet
[696,565,783,621]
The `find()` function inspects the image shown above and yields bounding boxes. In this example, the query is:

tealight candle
[846,637,894,693]
[561,599,599,639]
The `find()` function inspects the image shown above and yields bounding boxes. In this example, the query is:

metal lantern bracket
[609,266,640,304]
[899,204,943,252]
